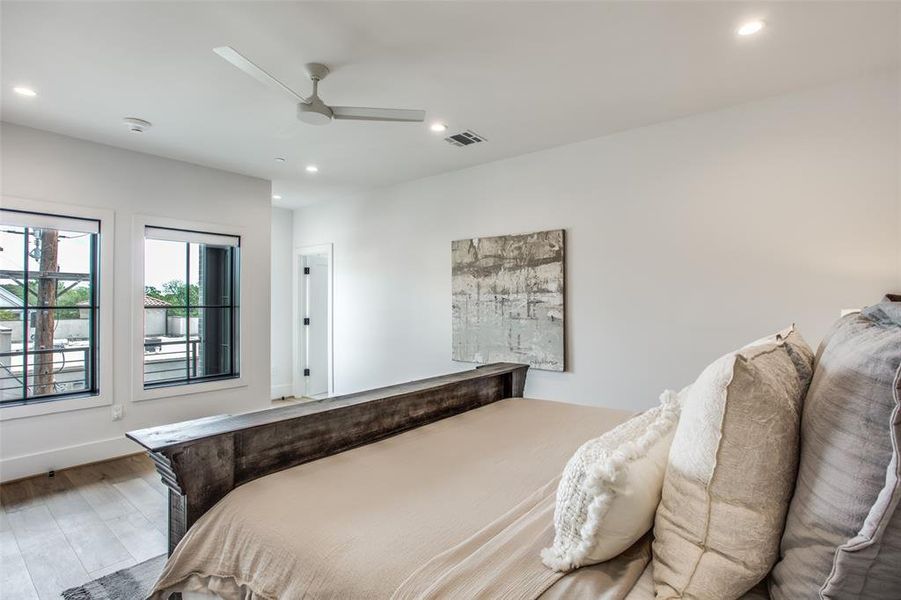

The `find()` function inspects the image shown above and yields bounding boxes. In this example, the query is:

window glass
[0,213,99,405]
[143,228,239,388]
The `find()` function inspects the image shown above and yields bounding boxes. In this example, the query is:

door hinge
[303,266,310,275]
[303,317,311,325]
[303,368,311,376]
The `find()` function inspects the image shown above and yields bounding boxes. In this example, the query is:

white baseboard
[0,436,138,483]
[271,383,293,400]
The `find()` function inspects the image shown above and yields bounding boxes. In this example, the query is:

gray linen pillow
[769,299,901,599]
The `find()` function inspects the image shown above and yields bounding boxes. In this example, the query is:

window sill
[0,393,111,421]
[133,375,247,402]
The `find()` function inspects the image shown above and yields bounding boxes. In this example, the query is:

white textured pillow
[542,390,683,571]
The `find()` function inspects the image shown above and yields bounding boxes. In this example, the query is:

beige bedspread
[392,474,652,600]
[150,398,635,600]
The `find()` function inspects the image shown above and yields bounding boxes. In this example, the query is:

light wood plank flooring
[0,454,167,600]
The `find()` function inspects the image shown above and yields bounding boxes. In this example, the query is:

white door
[303,254,329,397]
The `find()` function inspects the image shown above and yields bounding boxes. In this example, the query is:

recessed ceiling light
[13,86,37,97]
[272,194,282,200]
[737,20,765,36]
[274,157,286,163]
[305,165,319,173]
[430,122,448,133]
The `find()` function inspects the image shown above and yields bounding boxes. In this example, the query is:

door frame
[292,243,334,398]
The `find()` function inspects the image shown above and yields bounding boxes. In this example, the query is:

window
[0,209,100,405]
[143,226,240,388]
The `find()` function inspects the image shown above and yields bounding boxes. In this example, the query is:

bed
[129,364,652,599]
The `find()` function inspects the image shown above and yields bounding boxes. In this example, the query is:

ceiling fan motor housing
[297,99,333,125]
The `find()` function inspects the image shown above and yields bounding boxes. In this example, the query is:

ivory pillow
[652,326,814,599]
[542,389,683,571]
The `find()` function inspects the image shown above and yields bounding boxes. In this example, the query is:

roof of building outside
[143,295,172,307]
[0,287,23,308]
[77,295,171,307]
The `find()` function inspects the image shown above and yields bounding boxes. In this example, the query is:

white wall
[270,206,294,398]
[0,123,272,481]
[294,71,901,410]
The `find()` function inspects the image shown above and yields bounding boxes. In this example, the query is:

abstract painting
[452,229,565,371]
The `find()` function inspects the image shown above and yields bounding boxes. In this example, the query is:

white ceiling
[2,2,899,208]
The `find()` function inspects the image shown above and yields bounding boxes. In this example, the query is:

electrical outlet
[111,404,124,421]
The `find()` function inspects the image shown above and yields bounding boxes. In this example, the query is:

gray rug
[61,555,166,600]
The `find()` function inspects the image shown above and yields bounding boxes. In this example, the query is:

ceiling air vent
[444,130,487,147]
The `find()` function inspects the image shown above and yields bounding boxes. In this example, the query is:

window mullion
[89,233,97,394]
[22,227,29,401]
[230,248,236,377]
[185,242,191,383]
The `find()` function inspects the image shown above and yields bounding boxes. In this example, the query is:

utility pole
[33,229,58,396]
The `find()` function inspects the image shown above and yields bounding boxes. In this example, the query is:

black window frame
[142,227,240,389]
[0,210,100,407]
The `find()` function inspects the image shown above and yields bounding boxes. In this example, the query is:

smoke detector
[123,117,152,134]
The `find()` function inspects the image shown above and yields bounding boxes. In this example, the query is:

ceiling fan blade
[213,46,308,104]
[331,106,426,123]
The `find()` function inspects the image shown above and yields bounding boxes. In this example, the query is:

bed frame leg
[168,489,187,555]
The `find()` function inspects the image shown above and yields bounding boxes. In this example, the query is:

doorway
[294,244,333,399]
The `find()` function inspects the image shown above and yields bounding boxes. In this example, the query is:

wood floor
[0,454,167,600]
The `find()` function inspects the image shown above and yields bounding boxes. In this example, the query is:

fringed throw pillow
[542,389,684,571]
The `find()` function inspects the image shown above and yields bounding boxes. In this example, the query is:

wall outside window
[0,123,271,482]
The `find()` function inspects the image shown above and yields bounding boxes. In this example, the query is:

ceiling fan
[213,46,426,126]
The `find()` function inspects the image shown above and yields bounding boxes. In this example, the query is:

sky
[0,227,91,275]
[144,239,201,290]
